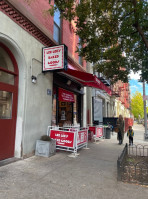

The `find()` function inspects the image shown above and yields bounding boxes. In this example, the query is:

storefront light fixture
[67,80,71,86]
[31,75,37,84]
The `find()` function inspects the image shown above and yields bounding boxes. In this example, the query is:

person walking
[116,115,125,145]
[127,126,134,145]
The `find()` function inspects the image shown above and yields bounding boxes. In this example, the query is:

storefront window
[0,71,14,85]
[0,47,14,72]
[52,86,80,126]
[58,101,73,126]
[0,91,12,119]
[53,6,61,44]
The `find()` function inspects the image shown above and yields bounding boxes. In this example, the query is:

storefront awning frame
[59,68,112,96]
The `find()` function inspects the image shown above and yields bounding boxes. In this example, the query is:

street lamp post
[143,81,148,139]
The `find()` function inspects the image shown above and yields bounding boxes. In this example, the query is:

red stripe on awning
[61,68,112,96]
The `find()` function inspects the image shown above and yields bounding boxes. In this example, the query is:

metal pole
[143,81,148,139]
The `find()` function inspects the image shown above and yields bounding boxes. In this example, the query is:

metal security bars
[117,144,148,185]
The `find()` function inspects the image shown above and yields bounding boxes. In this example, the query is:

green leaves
[131,91,144,119]
[49,0,148,84]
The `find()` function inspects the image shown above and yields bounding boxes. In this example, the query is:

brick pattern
[0,0,85,71]
[0,0,54,46]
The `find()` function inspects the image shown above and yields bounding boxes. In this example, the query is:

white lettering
[55,134,60,137]
[48,55,59,59]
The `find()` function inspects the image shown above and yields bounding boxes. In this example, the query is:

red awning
[60,68,112,96]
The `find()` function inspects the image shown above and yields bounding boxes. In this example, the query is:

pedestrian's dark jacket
[127,129,134,137]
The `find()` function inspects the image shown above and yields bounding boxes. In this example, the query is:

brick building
[0,0,130,161]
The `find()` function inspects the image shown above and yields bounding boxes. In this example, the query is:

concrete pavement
[0,123,148,199]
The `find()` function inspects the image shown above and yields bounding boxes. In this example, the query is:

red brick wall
[62,19,86,69]
[113,81,130,109]
[11,0,86,68]
[124,118,134,132]
[62,20,77,58]
[13,0,54,35]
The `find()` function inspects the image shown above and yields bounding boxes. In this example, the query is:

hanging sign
[59,88,75,102]
[42,44,68,71]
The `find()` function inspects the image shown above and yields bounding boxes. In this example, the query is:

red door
[0,43,18,161]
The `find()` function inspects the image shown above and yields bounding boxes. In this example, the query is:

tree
[131,91,144,119]
[49,0,148,84]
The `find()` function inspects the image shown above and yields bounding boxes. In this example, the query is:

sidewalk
[0,123,148,199]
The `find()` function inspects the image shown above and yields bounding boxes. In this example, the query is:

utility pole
[143,81,148,140]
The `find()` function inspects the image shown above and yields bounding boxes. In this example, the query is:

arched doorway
[0,42,18,161]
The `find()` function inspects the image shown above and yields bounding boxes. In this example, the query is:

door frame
[0,42,18,160]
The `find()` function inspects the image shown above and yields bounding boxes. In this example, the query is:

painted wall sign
[59,88,75,102]
[43,45,67,71]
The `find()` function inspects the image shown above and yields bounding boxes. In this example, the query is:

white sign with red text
[77,130,87,146]
[43,45,64,71]
[96,127,103,138]
[59,88,75,102]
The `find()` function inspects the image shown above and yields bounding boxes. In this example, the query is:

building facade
[0,0,89,160]
[0,0,130,162]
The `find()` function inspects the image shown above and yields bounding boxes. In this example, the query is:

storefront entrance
[0,43,18,161]
[52,87,79,127]
[52,73,83,127]
[58,101,73,126]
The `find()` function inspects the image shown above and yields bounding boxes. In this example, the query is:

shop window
[58,95,78,127]
[78,38,83,66]
[52,87,79,127]
[58,101,73,126]
[0,91,12,119]
[53,7,61,44]
[0,46,15,85]
[0,71,14,85]
[0,47,14,72]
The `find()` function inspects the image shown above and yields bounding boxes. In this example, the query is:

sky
[129,71,148,97]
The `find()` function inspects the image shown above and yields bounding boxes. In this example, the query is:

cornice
[0,0,55,46]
